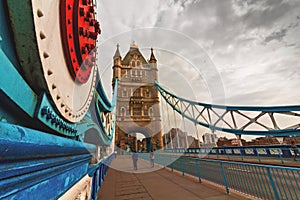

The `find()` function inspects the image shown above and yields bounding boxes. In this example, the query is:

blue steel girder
[155,81,300,137]
[0,122,96,199]
[92,78,118,143]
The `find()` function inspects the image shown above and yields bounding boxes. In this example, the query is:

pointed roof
[122,43,148,66]
[113,44,121,59]
[149,48,157,63]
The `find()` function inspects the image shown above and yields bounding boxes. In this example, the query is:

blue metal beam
[155,81,300,136]
[0,122,96,199]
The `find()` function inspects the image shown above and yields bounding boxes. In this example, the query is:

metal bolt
[80,8,84,16]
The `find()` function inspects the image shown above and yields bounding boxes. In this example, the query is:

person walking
[291,140,298,161]
[150,150,155,168]
[132,151,138,170]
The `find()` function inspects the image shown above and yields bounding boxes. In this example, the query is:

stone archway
[115,125,162,152]
[127,127,152,152]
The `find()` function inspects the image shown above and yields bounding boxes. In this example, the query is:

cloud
[98,0,300,107]
[264,28,287,43]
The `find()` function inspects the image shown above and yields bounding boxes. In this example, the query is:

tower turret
[113,44,122,64]
[149,48,158,80]
[149,48,157,63]
[113,44,122,83]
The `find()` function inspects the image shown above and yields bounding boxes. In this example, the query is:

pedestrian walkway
[98,155,251,200]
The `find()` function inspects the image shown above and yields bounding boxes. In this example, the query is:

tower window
[120,107,126,117]
[144,106,148,116]
[149,108,154,117]
[137,61,141,66]
[133,107,142,116]
[133,88,140,97]
[131,70,137,77]
[122,90,127,97]
[146,91,151,98]
[131,61,136,67]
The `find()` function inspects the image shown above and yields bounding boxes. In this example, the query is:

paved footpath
[98,155,251,200]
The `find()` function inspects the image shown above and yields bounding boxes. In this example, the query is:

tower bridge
[0,1,299,200]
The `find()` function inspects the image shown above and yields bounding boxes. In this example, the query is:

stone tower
[112,42,163,152]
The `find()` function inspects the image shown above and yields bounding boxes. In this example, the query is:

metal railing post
[278,149,284,164]
[180,157,185,176]
[196,159,201,183]
[256,149,261,162]
[171,156,174,172]
[266,168,280,200]
[220,162,229,194]
[239,149,244,161]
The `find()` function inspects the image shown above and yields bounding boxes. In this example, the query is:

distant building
[217,137,246,147]
[284,136,300,145]
[244,136,280,146]
[202,133,218,147]
[163,128,197,148]
[187,135,201,148]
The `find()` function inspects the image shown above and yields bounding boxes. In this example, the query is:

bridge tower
[112,42,163,152]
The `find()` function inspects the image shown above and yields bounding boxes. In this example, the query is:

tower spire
[149,48,157,63]
[113,43,121,59]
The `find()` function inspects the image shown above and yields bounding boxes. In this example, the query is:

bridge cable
[182,115,188,148]
[194,123,201,148]
[161,96,168,148]
[166,98,173,149]
[173,109,180,148]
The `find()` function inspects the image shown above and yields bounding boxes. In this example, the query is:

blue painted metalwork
[0,122,114,199]
[220,162,229,194]
[94,78,118,142]
[89,154,114,200]
[155,81,300,136]
[195,159,201,183]
[164,145,300,165]
[0,122,93,199]
[95,78,118,112]
[36,93,78,137]
[1,37,117,141]
[180,157,185,176]
[153,153,300,199]
[0,0,118,198]
[166,145,296,158]
[0,39,37,118]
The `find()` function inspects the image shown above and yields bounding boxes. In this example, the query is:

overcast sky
[97,0,300,140]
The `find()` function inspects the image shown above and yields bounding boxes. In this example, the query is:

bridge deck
[98,155,249,200]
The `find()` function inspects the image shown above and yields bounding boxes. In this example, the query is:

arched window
[144,105,148,116]
[131,61,136,67]
[122,89,127,97]
[149,108,154,117]
[120,107,126,117]
[146,89,151,98]
[137,61,141,66]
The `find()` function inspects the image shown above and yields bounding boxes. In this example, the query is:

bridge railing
[150,153,300,200]
[164,146,299,164]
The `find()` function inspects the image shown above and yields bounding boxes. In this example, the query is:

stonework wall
[112,44,163,151]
